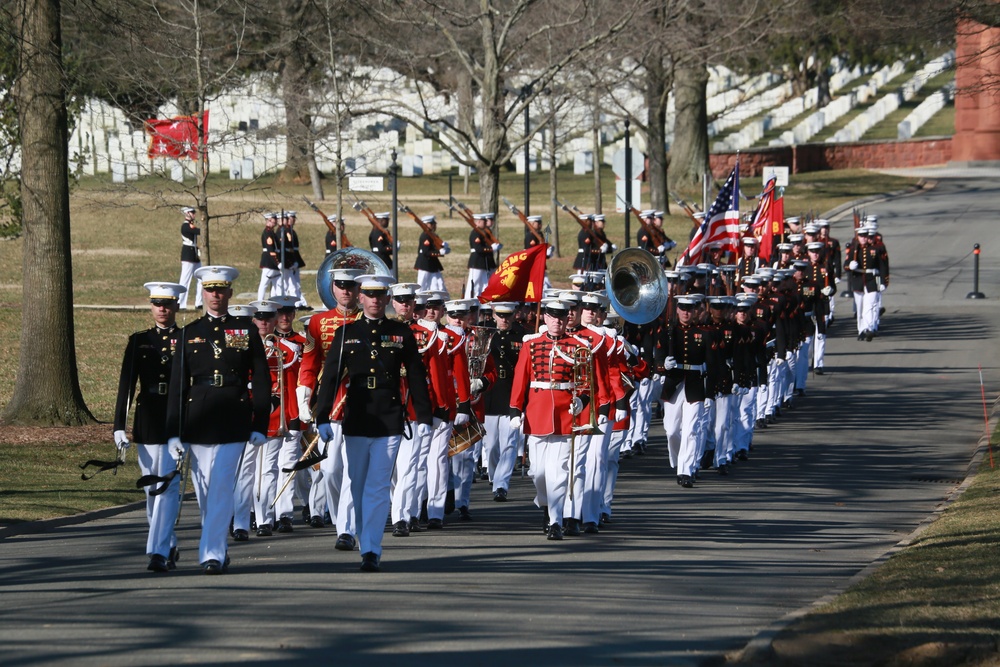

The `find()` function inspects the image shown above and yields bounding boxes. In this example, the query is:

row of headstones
[897,81,956,139]
[707,73,786,138]
[829,51,954,143]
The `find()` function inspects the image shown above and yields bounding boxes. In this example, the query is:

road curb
[0,499,147,539]
[821,179,938,222]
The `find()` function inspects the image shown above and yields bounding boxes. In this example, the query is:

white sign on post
[762,166,789,187]
[615,180,642,213]
[349,176,384,192]
[612,149,645,180]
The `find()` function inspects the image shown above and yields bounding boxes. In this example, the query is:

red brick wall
[709,137,953,177]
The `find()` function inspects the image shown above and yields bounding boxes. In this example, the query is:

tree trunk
[549,101,560,257]
[816,60,832,108]
[476,7,505,216]
[278,4,312,184]
[4,0,94,425]
[668,60,710,193]
[645,55,670,212]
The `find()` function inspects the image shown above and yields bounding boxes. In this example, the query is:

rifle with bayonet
[669,191,704,230]
[397,201,445,251]
[442,196,499,245]
[553,197,602,246]
[616,193,671,248]
[303,196,352,248]
[351,195,393,244]
[502,196,545,246]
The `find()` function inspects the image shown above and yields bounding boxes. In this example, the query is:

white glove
[878,284,886,292]
[454,412,470,427]
[774,357,785,368]
[277,262,284,270]
[614,408,628,422]
[835,277,842,285]
[417,422,432,443]
[569,397,584,416]
[296,386,312,423]
[704,399,713,410]
[441,242,450,255]
[167,437,185,464]
[651,374,664,385]
[113,429,130,451]
[396,241,401,250]
[470,378,484,394]
[662,356,678,371]
[611,243,618,252]
[599,243,609,253]
[248,431,267,446]
[657,244,666,253]
[491,242,502,253]
[317,423,334,442]
[664,240,677,251]
[598,414,609,427]
[509,415,522,431]
[546,246,554,258]
[732,383,741,395]
[849,261,859,271]
[821,286,835,297]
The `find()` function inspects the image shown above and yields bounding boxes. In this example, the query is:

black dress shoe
[392,520,410,537]
[795,388,805,397]
[408,517,424,532]
[866,330,875,342]
[858,331,867,341]
[310,515,325,528]
[147,554,169,573]
[256,524,272,537]
[755,418,767,429]
[458,506,472,521]
[679,475,694,488]
[546,524,563,540]
[718,463,729,476]
[563,518,582,536]
[335,533,357,551]
[736,450,748,461]
[203,559,225,575]
[167,547,180,570]
[444,489,456,515]
[814,368,824,375]
[600,512,611,525]
[233,529,249,542]
[634,440,646,455]
[426,518,443,530]
[583,522,600,534]
[493,488,508,502]
[302,506,311,523]
[775,406,783,416]
[360,552,380,572]
[541,506,550,533]
[277,516,294,533]
[621,448,633,459]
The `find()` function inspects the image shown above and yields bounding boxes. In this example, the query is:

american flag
[678,163,741,266]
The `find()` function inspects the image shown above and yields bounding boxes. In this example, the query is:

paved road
[2,175,998,666]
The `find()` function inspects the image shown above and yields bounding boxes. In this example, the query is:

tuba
[316,247,392,309]
[605,248,670,325]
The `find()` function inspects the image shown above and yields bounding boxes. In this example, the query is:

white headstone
[242,158,254,180]
[111,162,125,183]
[573,151,592,175]
[170,163,185,183]
[229,159,242,180]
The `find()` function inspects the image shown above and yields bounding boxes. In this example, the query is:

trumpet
[263,334,288,437]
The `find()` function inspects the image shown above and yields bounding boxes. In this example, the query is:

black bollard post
[967,243,986,299]
[390,150,399,282]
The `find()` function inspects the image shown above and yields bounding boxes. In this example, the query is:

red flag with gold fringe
[477,244,548,303]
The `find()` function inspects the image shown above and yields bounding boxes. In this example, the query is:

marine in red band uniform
[114,281,185,573]
[413,291,461,530]
[481,302,525,501]
[369,211,395,270]
[509,298,592,540]
[388,283,443,537]
[444,300,484,521]
[654,293,709,488]
[601,310,644,524]
[297,268,363,551]
[165,266,271,574]
[465,212,500,299]
[263,295,310,529]
[415,215,449,292]
[233,301,292,541]
[178,207,202,310]
[313,274,432,572]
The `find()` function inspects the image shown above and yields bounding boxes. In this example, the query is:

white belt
[865,269,879,275]
[469,249,476,253]
[182,239,196,247]
[577,249,585,253]
[529,381,575,390]
[678,363,706,372]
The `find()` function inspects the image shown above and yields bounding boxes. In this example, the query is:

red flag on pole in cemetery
[477,243,548,303]
[751,175,777,261]
[146,110,210,160]
[679,162,741,266]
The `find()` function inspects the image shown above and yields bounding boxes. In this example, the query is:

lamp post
[390,149,398,281]
[624,118,631,248]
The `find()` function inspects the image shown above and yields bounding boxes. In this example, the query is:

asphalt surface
[2,173,999,667]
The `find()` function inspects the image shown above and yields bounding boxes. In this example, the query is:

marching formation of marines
[113,203,889,574]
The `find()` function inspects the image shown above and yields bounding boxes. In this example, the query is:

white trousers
[464,268,491,299]
[662,381,704,477]
[391,422,431,524]
[178,261,202,309]
[482,414,518,492]
[233,436,282,530]
[581,425,612,524]
[854,290,879,334]
[603,429,628,517]
[627,377,657,449]
[450,444,475,511]
[187,442,243,565]
[562,426,592,521]
[258,268,282,301]
[795,339,811,390]
[344,434,401,557]
[813,332,827,370]
[137,443,179,558]
[425,419,453,520]
[733,389,756,453]
[282,267,309,307]
[417,270,445,292]
[712,394,734,466]
[319,424,355,536]
[273,430,303,520]
[529,434,571,528]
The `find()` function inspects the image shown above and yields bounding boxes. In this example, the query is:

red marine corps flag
[477,243,548,303]
[146,110,210,160]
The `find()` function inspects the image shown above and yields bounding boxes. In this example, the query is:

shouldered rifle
[351,196,393,244]
[502,196,545,245]
[617,193,670,247]
[669,191,703,230]
[554,197,602,245]
[398,201,445,251]
[303,196,352,248]
[449,196,499,245]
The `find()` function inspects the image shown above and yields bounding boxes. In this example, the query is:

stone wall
[710,137,952,177]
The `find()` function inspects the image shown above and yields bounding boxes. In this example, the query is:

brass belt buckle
[157,382,168,395]
[212,372,224,387]
[367,376,376,389]
[499,369,507,379]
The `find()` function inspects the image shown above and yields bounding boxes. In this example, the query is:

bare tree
[3,0,94,425]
